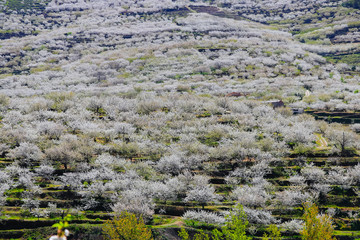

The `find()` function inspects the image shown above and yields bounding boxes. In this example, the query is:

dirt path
[315,133,328,149]
[160,220,184,228]
[156,217,184,228]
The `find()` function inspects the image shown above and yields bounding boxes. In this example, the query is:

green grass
[151,217,181,228]
[334,230,360,236]
[348,21,360,28]
[0,29,19,34]
[325,53,360,67]
[293,26,322,35]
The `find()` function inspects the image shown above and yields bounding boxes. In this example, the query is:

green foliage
[293,144,314,156]
[348,21,360,28]
[184,219,217,230]
[199,130,223,147]
[110,142,140,158]
[179,228,190,240]
[194,230,211,240]
[179,204,252,240]
[325,53,360,67]
[20,209,32,218]
[52,214,72,230]
[245,65,257,71]
[300,202,336,240]
[263,225,281,240]
[179,205,251,240]
[151,216,173,226]
[45,91,74,111]
[221,204,251,240]
[196,111,212,118]
[102,211,153,240]
[211,229,223,240]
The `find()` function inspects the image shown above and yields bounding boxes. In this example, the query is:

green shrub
[102,212,153,240]
[199,130,223,147]
[263,224,281,240]
[184,219,217,230]
[179,204,251,240]
[301,202,336,240]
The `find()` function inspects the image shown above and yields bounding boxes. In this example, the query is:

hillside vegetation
[0,0,360,239]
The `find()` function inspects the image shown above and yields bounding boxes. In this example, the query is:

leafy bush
[293,144,314,156]
[102,211,153,240]
[179,204,252,240]
[263,224,281,240]
[300,202,335,240]
[184,219,217,230]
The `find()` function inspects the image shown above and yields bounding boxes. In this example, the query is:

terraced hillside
[0,0,360,239]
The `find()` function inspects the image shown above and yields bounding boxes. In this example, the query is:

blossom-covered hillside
[0,0,360,239]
